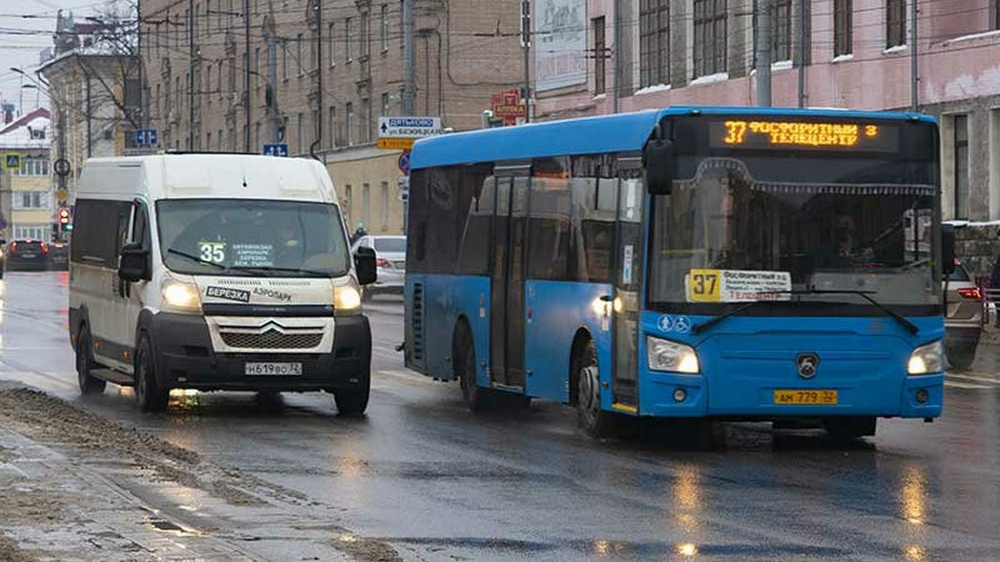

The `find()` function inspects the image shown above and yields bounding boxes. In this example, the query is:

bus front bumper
[636,371,944,419]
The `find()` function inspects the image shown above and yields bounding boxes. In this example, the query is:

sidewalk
[0,383,380,562]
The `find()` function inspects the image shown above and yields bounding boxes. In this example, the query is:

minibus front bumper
[149,312,371,392]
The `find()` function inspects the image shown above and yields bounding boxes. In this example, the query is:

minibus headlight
[161,281,202,314]
[647,336,700,374]
[908,340,944,375]
[334,285,362,315]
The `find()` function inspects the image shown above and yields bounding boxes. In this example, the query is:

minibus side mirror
[643,137,676,195]
[119,242,151,283]
[941,224,956,278]
[354,246,377,286]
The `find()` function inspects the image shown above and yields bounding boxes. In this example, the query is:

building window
[13,225,48,241]
[954,114,970,219]
[639,0,669,87]
[255,122,261,148]
[297,33,304,74]
[592,16,606,94]
[297,112,304,154]
[834,0,853,56]
[381,92,390,115]
[328,22,336,64]
[346,102,354,145]
[206,66,213,103]
[255,47,261,86]
[994,0,1000,30]
[363,183,371,225]
[346,18,353,62]
[217,128,223,151]
[771,0,792,62]
[207,131,212,150]
[282,40,289,78]
[344,185,353,222]
[886,0,906,49]
[380,181,390,229]
[694,0,727,77]
[380,4,389,51]
[363,100,372,143]
[329,106,337,148]
[17,157,49,176]
[14,191,46,209]
[361,11,371,58]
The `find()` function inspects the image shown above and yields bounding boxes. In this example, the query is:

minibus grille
[220,329,323,350]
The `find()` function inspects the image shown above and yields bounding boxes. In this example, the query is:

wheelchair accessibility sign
[657,315,691,334]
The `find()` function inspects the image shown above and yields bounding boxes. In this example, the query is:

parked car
[352,235,405,300]
[4,240,50,272]
[944,261,982,370]
[47,241,69,270]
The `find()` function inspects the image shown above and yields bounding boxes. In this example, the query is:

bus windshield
[156,199,351,277]
[648,156,940,314]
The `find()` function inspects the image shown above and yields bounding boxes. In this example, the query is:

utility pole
[756,0,772,107]
[188,0,195,150]
[314,0,323,155]
[612,0,619,114]
[244,0,252,152]
[401,0,415,116]
[264,17,281,142]
[797,0,806,107]
[521,0,531,123]
[910,0,918,111]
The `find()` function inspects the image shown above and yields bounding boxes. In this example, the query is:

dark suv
[944,262,983,370]
[4,240,50,272]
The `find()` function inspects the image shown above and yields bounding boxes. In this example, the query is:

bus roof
[410,106,937,170]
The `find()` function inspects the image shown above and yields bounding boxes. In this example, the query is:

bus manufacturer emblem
[796,353,820,379]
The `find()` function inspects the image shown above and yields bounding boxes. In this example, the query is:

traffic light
[58,207,70,226]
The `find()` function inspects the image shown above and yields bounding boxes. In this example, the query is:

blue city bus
[403,106,952,439]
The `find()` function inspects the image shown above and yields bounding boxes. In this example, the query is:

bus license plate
[245,362,302,376]
[774,389,838,405]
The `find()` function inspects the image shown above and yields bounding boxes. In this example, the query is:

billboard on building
[534,0,587,92]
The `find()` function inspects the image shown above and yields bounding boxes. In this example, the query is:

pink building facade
[533,0,1000,221]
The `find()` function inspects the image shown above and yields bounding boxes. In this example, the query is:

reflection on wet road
[2,272,999,561]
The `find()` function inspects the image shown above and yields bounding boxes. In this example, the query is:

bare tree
[75,0,142,131]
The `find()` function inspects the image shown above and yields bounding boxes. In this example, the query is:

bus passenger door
[490,162,530,390]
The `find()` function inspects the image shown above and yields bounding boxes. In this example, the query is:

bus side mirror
[941,224,956,277]
[644,138,676,195]
[354,246,377,286]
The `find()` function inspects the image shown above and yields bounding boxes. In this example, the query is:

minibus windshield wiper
[227,265,329,277]
[165,248,225,269]
[756,289,920,335]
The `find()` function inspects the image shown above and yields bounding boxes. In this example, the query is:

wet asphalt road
[2,272,1000,562]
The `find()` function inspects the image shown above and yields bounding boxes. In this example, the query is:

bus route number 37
[687,270,721,302]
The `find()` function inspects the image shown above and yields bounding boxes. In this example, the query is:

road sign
[398,176,409,202]
[377,138,415,150]
[53,158,70,177]
[3,153,21,171]
[378,117,442,139]
[398,152,410,175]
[135,129,158,146]
[57,188,69,201]
[262,143,289,157]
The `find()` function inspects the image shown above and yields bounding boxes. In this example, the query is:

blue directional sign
[263,143,289,157]
[135,129,158,146]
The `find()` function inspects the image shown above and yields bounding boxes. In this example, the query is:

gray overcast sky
[0,0,107,114]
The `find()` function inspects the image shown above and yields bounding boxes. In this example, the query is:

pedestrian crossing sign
[3,153,20,171]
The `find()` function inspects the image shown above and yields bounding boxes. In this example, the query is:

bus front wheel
[575,339,618,438]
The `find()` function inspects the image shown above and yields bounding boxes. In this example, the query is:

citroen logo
[796,353,820,379]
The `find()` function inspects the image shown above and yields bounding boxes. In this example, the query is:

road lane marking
[376,369,439,387]
[944,380,992,389]
[947,373,1000,384]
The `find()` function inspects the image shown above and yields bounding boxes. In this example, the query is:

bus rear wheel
[456,324,491,412]
[575,339,618,438]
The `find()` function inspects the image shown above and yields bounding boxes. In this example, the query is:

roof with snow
[0,108,52,150]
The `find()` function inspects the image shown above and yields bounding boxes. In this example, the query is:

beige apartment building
[0,109,53,242]
[140,0,523,234]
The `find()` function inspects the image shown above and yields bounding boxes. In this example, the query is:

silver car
[944,261,983,370]
[352,235,406,300]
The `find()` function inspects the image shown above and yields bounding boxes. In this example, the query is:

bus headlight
[334,285,362,315]
[647,336,700,374]
[908,340,944,375]
[161,281,202,314]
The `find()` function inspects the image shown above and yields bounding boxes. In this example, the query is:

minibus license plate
[774,389,838,405]
[245,362,302,376]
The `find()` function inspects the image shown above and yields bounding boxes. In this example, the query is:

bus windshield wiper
[758,289,919,335]
[227,265,328,277]
[166,248,225,269]
[691,300,774,335]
